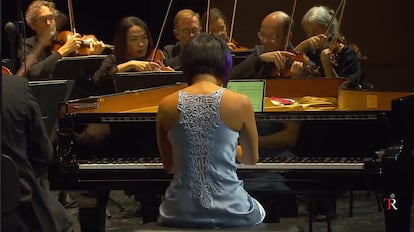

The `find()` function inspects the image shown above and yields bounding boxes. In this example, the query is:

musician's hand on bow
[57,33,82,56]
[295,34,327,52]
[260,51,295,71]
[227,42,238,50]
[290,60,305,78]
[85,38,105,55]
[154,65,175,72]
[320,48,337,77]
[131,60,161,71]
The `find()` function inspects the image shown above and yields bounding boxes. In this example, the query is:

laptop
[226,79,266,112]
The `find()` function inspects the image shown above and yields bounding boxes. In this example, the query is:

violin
[149,49,174,71]
[327,35,367,67]
[2,66,12,75]
[227,38,248,51]
[272,50,311,78]
[52,30,113,56]
[53,0,113,56]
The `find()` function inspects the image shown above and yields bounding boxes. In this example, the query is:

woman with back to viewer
[156,33,265,227]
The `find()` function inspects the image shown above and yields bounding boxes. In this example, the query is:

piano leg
[78,189,110,232]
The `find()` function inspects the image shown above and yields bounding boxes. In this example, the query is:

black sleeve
[27,53,61,80]
[19,38,62,80]
[163,44,182,70]
[230,54,275,79]
[91,54,117,83]
[334,46,362,80]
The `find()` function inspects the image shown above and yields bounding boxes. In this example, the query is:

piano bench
[137,222,303,232]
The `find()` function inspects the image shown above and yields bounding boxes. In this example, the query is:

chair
[1,154,20,215]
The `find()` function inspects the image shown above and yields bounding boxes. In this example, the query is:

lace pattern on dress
[177,88,225,208]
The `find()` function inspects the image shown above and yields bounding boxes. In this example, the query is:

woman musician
[91,16,173,85]
[294,5,362,81]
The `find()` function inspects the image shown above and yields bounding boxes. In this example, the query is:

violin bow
[67,0,76,33]
[283,0,297,51]
[205,0,211,33]
[151,0,174,62]
[325,0,345,36]
[338,0,347,30]
[228,0,238,43]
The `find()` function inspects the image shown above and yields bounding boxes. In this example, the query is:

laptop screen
[226,79,266,112]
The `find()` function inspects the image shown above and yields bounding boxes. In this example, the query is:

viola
[52,30,113,56]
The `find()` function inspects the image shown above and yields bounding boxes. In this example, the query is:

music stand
[114,71,186,92]
[231,49,253,67]
[29,80,75,138]
[52,55,114,98]
[52,55,107,80]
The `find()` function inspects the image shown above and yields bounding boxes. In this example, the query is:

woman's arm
[237,95,259,165]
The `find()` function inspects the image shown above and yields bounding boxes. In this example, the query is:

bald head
[262,11,291,33]
[259,11,291,52]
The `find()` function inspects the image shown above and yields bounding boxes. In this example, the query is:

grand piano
[51,77,413,231]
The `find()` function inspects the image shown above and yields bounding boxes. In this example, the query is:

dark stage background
[1,0,413,92]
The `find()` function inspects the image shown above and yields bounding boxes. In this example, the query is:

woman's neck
[192,74,222,86]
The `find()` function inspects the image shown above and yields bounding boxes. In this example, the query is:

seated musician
[17,0,105,80]
[200,8,243,50]
[2,74,75,231]
[230,11,310,80]
[162,9,201,70]
[156,33,265,227]
[294,6,362,84]
[230,11,301,222]
[91,16,173,90]
[293,6,364,220]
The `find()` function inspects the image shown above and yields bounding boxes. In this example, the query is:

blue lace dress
[158,88,265,228]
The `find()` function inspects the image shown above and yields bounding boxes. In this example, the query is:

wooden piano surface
[338,88,414,111]
[60,78,413,116]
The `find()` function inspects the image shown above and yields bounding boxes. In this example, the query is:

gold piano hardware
[72,102,99,110]
[264,96,338,112]
[338,89,414,111]
[263,78,346,112]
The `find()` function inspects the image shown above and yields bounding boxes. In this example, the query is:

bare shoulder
[222,89,253,109]
[158,91,179,114]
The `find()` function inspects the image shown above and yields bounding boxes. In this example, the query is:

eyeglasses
[179,28,201,35]
[35,15,56,24]
[257,32,284,42]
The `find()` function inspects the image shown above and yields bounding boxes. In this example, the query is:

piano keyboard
[78,157,374,170]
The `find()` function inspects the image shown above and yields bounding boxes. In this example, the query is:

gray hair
[25,1,56,29]
[302,6,339,36]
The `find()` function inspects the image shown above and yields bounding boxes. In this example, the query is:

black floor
[66,190,414,232]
